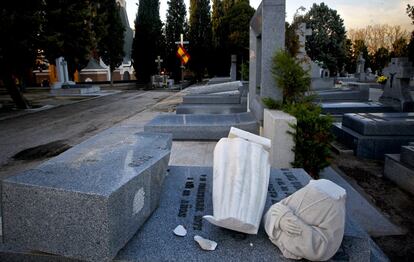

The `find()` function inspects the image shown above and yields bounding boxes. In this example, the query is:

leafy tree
[189,0,212,81]
[0,0,42,109]
[165,0,187,81]
[42,0,94,78]
[408,32,414,63]
[98,0,125,86]
[347,24,410,53]
[353,39,371,71]
[407,4,414,23]
[302,3,347,76]
[343,38,354,74]
[132,0,163,84]
[211,0,254,76]
[391,37,408,57]
[407,4,414,63]
[372,47,390,74]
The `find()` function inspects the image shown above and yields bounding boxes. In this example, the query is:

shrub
[263,50,333,178]
[284,102,334,178]
[271,50,310,104]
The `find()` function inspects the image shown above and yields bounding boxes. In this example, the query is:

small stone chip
[194,235,217,251]
[173,225,187,237]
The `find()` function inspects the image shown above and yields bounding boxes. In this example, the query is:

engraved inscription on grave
[176,174,207,231]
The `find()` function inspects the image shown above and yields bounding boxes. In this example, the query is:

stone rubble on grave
[173,225,187,237]
[194,235,218,251]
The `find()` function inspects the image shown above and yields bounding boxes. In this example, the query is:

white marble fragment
[194,235,217,251]
[173,225,187,237]
[228,127,271,150]
[264,179,346,261]
[204,131,270,234]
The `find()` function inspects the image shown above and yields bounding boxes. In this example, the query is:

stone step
[384,154,414,195]
[401,145,414,168]
[182,94,241,104]
[144,112,259,140]
[176,103,246,114]
[2,130,172,262]
[186,81,242,95]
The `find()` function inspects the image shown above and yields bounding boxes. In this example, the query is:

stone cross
[155,56,163,75]
[296,23,312,56]
[380,57,414,111]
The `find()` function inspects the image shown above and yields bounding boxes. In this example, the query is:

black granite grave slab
[0,166,388,261]
[321,102,395,115]
[401,145,414,167]
[342,113,414,136]
[144,113,259,140]
[332,122,414,159]
[384,154,414,195]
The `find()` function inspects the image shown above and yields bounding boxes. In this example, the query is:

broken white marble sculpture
[194,235,217,251]
[204,129,271,234]
[228,127,271,150]
[264,179,346,261]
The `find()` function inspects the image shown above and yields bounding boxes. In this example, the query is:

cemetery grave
[4,0,414,260]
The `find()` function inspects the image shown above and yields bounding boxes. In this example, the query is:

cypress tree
[0,0,42,108]
[189,0,212,81]
[132,0,163,84]
[42,0,94,78]
[165,0,187,81]
[98,0,125,86]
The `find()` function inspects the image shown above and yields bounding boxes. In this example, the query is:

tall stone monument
[230,55,237,81]
[380,57,414,112]
[249,0,285,121]
[52,57,75,89]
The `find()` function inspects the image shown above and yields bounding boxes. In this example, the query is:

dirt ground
[332,154,414,261]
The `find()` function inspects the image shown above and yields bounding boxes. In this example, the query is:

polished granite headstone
[0,166,388,261]
[333,113,414,159]
[2,131,172,262]
[144,112,259,140]
[176,103,246,114]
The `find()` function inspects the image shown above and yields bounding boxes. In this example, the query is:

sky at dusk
[126,0,413,31]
